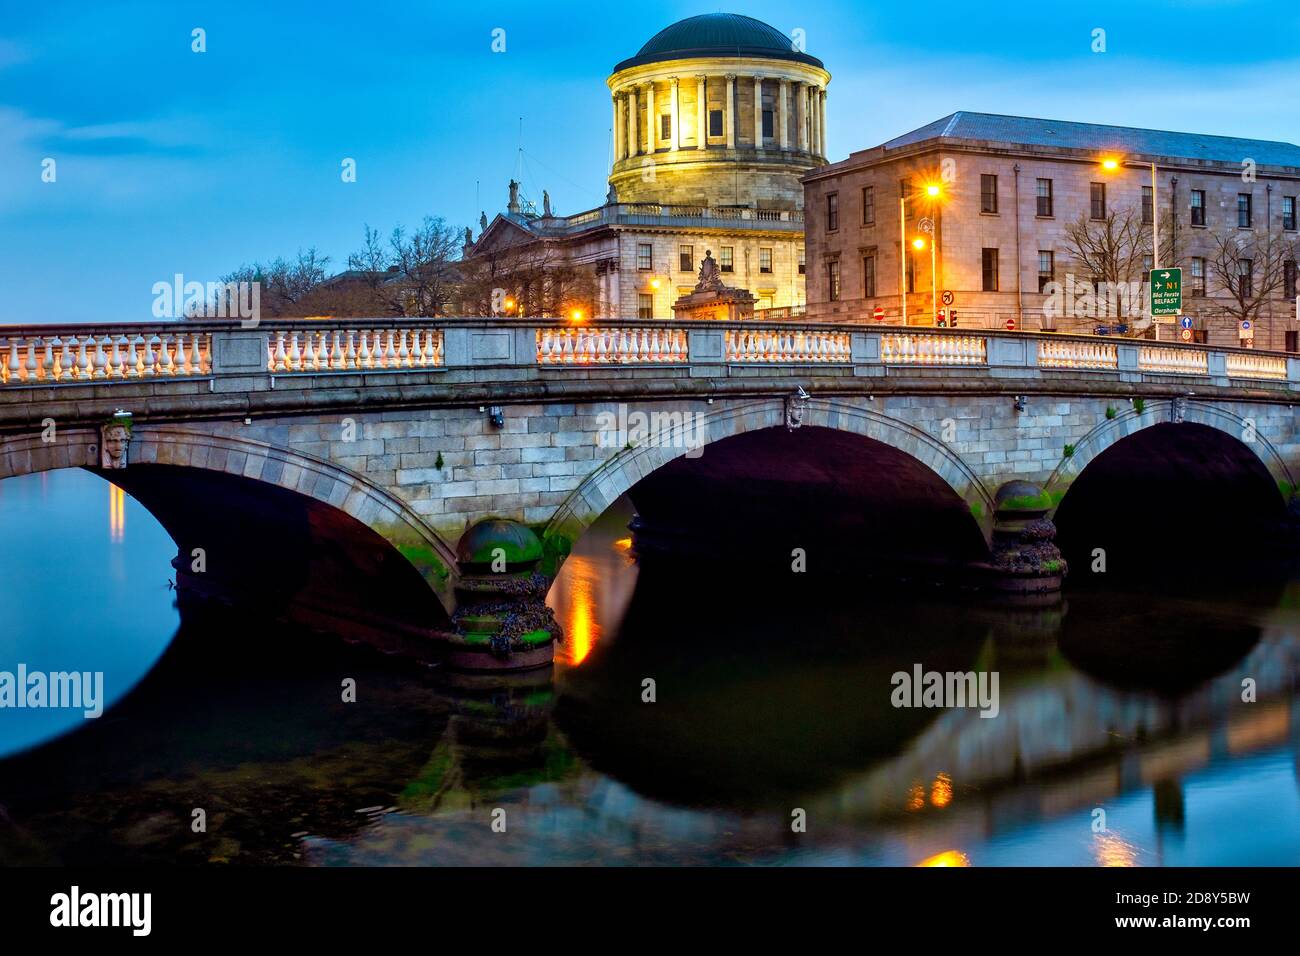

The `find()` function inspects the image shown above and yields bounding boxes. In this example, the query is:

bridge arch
[0,425,459,611]
[544,396,996,560]
[1043,399,1296,511]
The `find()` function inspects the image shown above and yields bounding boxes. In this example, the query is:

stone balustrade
[1225,352,1288,381]
[267,328,442,372]
[724,329,850,362]
[1038,340,1118,371]
[537,327,688,364]
[1138,345,1209,375]
[2,321,1300,394]
[881,333,987,366]
[1,331,210,384]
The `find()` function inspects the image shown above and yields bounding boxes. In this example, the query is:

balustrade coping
[0,319,1295,361]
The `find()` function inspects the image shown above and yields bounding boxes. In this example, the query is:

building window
[1142,186,1153,225]
[638,293,653,319]
[797,247,805,275]
[720,246,734,273]
[900,177,913,199]
[981,174,998,214]
[982,248,999,291]
[636,243,652,271]
[1191,257,1206,296]
[826,192,839,231]
[679,245,694,272]
[660,114,671,142]
[1284,196,1297,231]
[827,260,841,301]
[762,109,774,139]
[1238,258,1253,298]
[709,109,723,137]
[1238,193,1252,228]
[1090,182,1106,220]
[863,254,876,297]
[1286,260,1298,299]
[1037,251,1054,293]
[906,250,916,293]
[862,185,875,225]
[1191,189,1206,226]
[759,247,773,273]
[1036,178,1053,217]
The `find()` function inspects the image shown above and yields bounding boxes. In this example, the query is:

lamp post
[899,184,943,326]
[1102,157,1160,338]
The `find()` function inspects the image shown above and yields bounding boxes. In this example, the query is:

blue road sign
[1179,316,1193,330]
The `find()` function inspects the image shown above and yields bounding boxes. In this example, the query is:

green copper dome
[614,14,824,72]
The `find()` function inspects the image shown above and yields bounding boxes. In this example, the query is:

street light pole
[900,196,908,326]
[1151,161,1160,341]
[931,235,938,324]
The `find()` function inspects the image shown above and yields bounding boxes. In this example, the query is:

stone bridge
[3,319,1299,666]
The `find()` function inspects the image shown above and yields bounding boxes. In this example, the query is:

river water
[1,468,1298,865]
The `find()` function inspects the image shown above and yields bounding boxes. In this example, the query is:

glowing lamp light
[650,279,661,290]
[912,238,926,250]
[570,309,584,324]
[1101,157,1120,171]
[504,297,515,312]
[925,183,941,197]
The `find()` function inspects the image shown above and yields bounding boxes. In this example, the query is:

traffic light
[936,309,947,328]
[950,309,958,328]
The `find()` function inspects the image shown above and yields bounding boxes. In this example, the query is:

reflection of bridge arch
[545,397,996,552]
[1044,400,1296,511]
[0,426,458,608]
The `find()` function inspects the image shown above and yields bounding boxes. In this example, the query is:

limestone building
[803,112,1300,349]
[464,13,831,319]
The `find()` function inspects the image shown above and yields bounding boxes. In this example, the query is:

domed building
[464,13,830,319]
[608,13,831,205]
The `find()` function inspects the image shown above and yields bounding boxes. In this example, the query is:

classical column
[645,81,656,151]
[819,88,828,157]
[752,75,764,147]
[795,81,807,152]
[695,74,707,149]
[724,74,736,149]
[810,86,820,156]
[778,79,789,151]
[613,95,624,162]
[669,76,679,151]
[627,87,638,157]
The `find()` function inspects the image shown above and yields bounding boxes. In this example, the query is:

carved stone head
[100,419,132,469]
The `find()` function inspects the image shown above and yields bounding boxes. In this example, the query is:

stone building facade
[465,14,831,319]
[803,112,1300,349]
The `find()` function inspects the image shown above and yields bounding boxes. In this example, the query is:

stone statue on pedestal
[695,249,726,292]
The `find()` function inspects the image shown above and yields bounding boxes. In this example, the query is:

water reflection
[1,472,1299,866]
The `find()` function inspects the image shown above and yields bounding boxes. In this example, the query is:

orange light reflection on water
[108,483,126,542]
[917,850,969,867]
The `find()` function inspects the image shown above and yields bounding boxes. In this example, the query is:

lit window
[720,246,734,273]
[759,247,773,273]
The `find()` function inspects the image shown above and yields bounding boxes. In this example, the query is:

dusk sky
[3,0,1298,323]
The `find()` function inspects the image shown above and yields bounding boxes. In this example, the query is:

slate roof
[880,111,1300,169]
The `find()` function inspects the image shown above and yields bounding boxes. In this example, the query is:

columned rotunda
[465,13,831,319]
[608,14,831,206]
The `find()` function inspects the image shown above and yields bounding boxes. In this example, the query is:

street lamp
[1101,156,1161,338]
[900,183,944,325]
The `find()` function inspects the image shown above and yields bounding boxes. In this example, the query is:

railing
[537,327,688,364]
[267,328,442,372]
[725,329,851,363]
[1,321,1297,391]
[1038,340,1118,371]
[882,333,987,366]
[1226,352,1288,381]
[1,332,211,384]
[1139,345,1208,375]
[530,203,805,234]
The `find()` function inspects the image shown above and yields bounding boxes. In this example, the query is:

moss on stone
[998,492,1053,513]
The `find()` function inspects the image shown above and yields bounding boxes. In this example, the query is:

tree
[345,217,462,317]
[213,248,331,318]
[1207,231,1299,325]
[456,240,598,318]
[1061,206,1150,321]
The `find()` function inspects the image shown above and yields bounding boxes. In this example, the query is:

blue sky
[2,0,1298,322]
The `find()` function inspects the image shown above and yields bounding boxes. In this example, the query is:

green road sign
[1151,267,1183,317]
